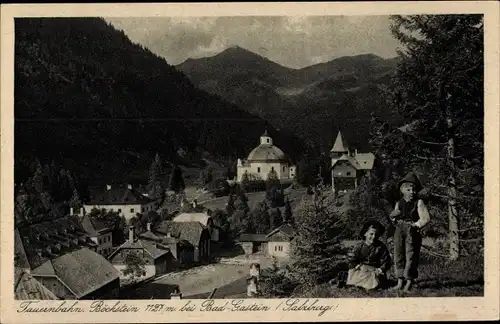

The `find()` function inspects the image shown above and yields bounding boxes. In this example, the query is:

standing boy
[389,172,430,292]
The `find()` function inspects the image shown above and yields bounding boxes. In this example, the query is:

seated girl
[346,220,392,290]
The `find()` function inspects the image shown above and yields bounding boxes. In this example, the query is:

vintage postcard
[1,1,499,323]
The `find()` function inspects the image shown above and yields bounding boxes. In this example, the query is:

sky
[105,16,400,69]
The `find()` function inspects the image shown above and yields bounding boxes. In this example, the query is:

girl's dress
[347,240,392,290]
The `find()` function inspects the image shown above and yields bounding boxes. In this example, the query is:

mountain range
[14,19,305,185]
[177,46,403,151]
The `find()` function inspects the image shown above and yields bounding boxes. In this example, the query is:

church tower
[330,130,348,162]
[260,129,273,145]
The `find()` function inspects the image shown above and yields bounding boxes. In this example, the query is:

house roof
[14,229,30,270]
[16,215,98,270]
[331,131,349,152]
[109,236,171,260]
[238,233,268,242]
[173,213,211,227]
[31,248,120,299]
[331,153,375,171]
[266,224,296,240]
[80,214,113,237]
[155,221,206,247]
[87,187,152,205]
[354,153,375,170]
[15,269,58,300]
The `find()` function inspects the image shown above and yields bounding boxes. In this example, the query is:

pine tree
[168,165,185,194]
[269,208,283,230]
[380,15,484,259]
[266,169,280,198]
[69,188,82,210]
[289,182,345,286]
[252,200,271,234]
[226,194,236,216]
[259,258,297,298]
[240,171,250,192]
[148,153,165,199]
[283,198,294,225]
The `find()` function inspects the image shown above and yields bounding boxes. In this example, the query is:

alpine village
[14,17,484,300]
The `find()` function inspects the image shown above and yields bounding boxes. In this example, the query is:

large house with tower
[330,131,375,193]
[237,130,296,182]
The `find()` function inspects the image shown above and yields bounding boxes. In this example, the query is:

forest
[14,18,305,186]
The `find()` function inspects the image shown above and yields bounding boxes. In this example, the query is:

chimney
[146,222,151,232]
[355,149,358,156]
[129,226,135,243]
[247,277,258,297]
[127,184,132,190]
[80,207,84,216]
[70,207,74,216]
[170,287,182,300]
[106,184,112,191]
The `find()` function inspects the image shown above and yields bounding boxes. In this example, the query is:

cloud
[105,16,399,68]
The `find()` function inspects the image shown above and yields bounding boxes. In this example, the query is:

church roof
[331,131,349,152]
[247,144,286,162]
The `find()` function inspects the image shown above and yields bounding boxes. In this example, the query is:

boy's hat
[360,219,385,239]
[398,171,423,192]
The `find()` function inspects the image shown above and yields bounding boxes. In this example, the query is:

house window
[346,172,351,176]
[118,209,122,213]
[267,139,270,143]
[130,208,135,213]
[257,167,261,173]
[271,166,274,171]
[141,206,144,213]
[283,166,285,172]
[279,246,283,251]
[98,238,102,245]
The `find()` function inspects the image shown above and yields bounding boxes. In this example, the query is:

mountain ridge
[176,46,402,151]
[14,18,306,185]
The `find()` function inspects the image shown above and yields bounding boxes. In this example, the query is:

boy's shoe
[403,280,415,292]
[336,271,348,288]
[390,279,404,291]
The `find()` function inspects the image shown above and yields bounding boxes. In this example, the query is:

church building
[330,131,375,193]
[237,130,296,182]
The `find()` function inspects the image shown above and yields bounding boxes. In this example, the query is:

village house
[237,224,295,259]
[238,233,268,255]
[173,200,219,242]
[107,226,174,281]
[330,131,375,193]
[83,184,156,220]
[80,212,114,257]
[237,129,296,182]
[266,224,295,259]
[139,220,211,265]
[14,268,58,300]
[14,216,121,299]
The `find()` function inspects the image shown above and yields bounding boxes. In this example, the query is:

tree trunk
[447,116,460,260]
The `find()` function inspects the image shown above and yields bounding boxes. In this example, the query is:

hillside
[177,47,402,151]
[14,19,305,185]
